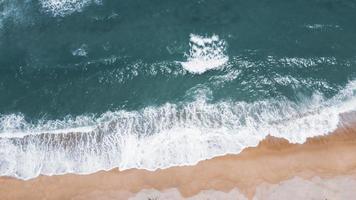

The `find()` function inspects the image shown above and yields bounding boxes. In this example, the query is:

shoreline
[1,115,356,199]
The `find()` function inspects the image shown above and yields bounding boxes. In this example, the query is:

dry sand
[1,115,356,200]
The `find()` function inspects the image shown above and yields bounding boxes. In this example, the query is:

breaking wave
[180,34,229,74]
[1,79,356,180]
[39,0,102,17]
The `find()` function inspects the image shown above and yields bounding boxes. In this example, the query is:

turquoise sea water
[0,0,356,179]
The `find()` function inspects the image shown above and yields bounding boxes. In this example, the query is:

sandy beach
[1,114,356,200]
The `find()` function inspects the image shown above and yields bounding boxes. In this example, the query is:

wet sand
[1,116,356,200]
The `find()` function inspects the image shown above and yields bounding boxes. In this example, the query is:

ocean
[0,0,356,179]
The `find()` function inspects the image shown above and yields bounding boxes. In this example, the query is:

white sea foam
[1,80,356,180]
[39,0,102,17]
[278,56,337,68]
[72,44,88,57]
[180,34,229,74]
[209,69,241,86]
[0,0,29,31]
[0,114,96,138]
[304,24,341,30]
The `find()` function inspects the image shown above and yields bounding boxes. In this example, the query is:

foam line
[1,80,356,180]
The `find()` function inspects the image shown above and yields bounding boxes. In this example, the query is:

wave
[304,24,341,30]
[72,44,88,57]
[180,34,229,74]
[39,0,102,17]
[0,0,30,31]
[1,79,356,180]
[0,0,101,34]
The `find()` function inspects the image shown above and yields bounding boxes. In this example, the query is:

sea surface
[0,0,356,179]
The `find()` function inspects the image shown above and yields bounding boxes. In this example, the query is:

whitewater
[1,78,356,180]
